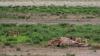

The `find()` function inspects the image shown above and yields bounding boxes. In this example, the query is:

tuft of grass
[65,53,75,56]
[16,47,21,51]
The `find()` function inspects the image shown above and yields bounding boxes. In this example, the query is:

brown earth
[0,44,100,56]
[0,0,100,7]
[0,0,100,2]
[0,13,100,25]
[1,13,99,19]
[0,18,100,25]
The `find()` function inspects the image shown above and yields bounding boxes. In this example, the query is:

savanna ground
[0,44,100,56]
[0,0,100,56]
[0,24,100,56]
[0,6,100,24]
[0,0,100,6]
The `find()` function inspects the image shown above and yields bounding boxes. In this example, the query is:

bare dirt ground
[0,0,100,56]
[0,13,100,24]
[0,44,100,56]
[0,0,100,6]
[0,19,100,25]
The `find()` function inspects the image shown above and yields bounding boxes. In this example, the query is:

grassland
[0,24,100,45]
[0,6,100,19]
[0,6,100,14]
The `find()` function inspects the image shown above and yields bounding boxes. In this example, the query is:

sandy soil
[0,0,100,2]
[0,19,100,25]
[0,44,100,56]
[0,13,100,24]
[0,0,100,6]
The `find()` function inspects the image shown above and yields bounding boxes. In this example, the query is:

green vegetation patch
[0,6,100,14]
[0,24,100,45]
[0,6,100,19]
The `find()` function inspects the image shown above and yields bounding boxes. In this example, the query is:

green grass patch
[0,6,100,19]
[0,24,100,45]
[0,6,100,14]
